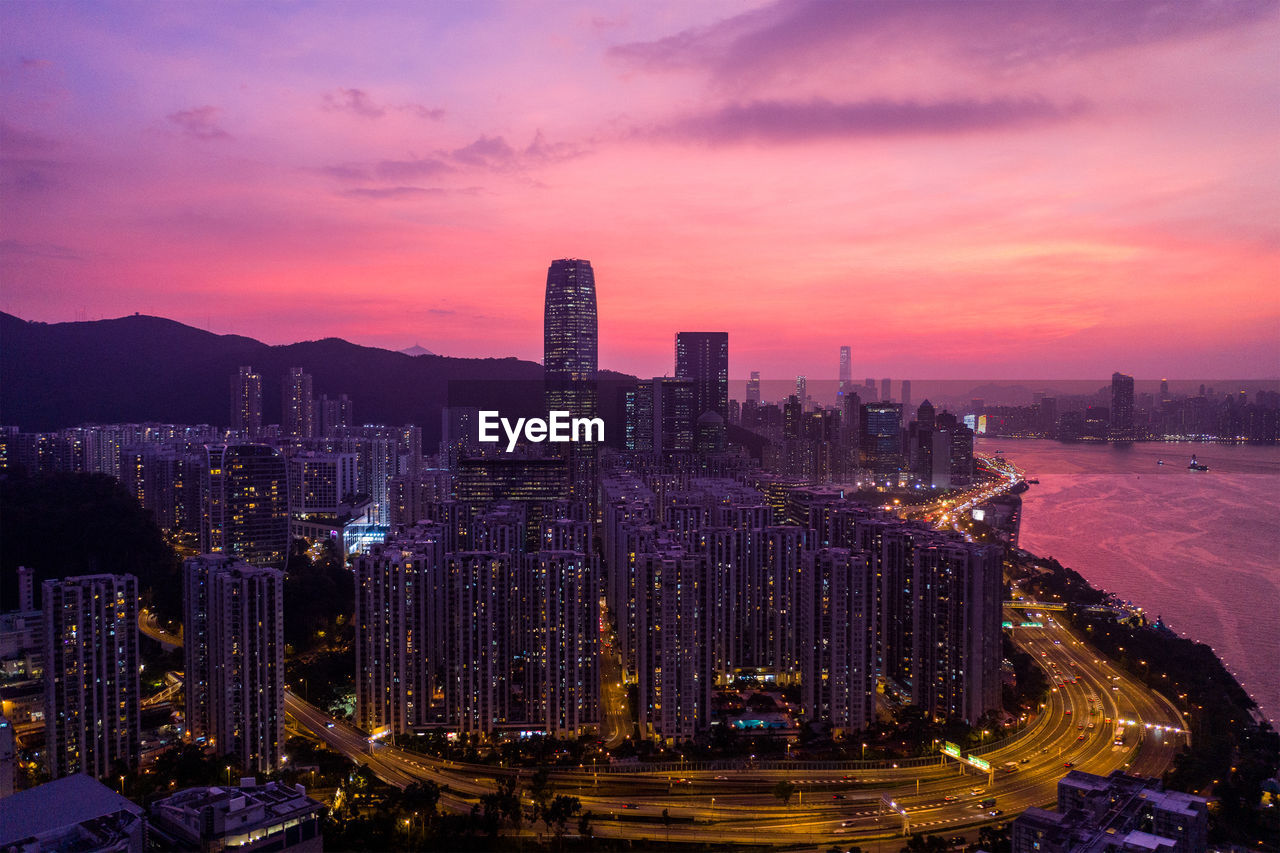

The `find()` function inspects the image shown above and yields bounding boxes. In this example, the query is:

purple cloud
[320,156,453,182]
[322,88,444,120]
[338,186,447,199]
[611,0,1278,80]
[168,106,231,140]
[655,97,1087,143]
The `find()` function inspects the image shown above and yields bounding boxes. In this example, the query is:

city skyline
[3,1,1278,380]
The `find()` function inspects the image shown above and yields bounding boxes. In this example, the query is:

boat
[1188,455,1209,472]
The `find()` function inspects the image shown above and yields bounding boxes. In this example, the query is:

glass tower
[544,258,597,416]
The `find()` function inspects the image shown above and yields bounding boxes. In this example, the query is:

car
[1020,757,1030,763]
[1054,639,1061,644]
[623,803,639,809]
[832,794,846,800]
[841,819,857,827]
[325,721,335,728]
[1064,761,1075,768]
[714,775,728,780]
[989,809,1003,816]
[1065,709,1072,715]
[1077,724,1084,729]
[943,794,958,801]
[1077,734,1086,740]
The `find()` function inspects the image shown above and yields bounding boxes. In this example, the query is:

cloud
[322,88,445,120]
[653,97,1087,143]
[448,132,586,170]
[338,186,447,199]
[0,121,58,154]
[168,106,231,140]
[320,156,453,182]
[611,0,1279,80]
[0,238,82,260]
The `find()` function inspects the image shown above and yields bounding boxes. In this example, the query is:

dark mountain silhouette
[0,312,636,445]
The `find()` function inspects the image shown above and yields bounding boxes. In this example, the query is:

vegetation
[0,471,181,619]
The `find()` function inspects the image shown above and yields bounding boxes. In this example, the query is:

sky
[2,0,1278,380]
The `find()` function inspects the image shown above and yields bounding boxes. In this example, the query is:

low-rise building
[1013,770,1208,853]
[0,774,145,852]
[149,780,324,852]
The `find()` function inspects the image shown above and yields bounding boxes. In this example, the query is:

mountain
[0,312,636,445]
[401,344,435,357]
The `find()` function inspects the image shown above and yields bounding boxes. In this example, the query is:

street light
[861,742,867,760]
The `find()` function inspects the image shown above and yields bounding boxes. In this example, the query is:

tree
[544,794,581,839]
[529,766,553,824]
[773,779,797,806]
[578,810,594,846]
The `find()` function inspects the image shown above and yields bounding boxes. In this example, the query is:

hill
[0,312,635,445]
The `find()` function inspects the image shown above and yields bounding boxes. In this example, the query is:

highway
[283,600,1187,845]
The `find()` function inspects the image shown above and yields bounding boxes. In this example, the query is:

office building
[1013,770,1208,853]
[1111,371,1136,441]
[231,366,263,436]
[746,371,761,404]
[675,332,729,422]
[901,379,911,411]
[544,258,597,417]
[880,378,891,403]
[184,556,285,774]
[839,346,851,389]
[282,368,314,439]
[202,444,290,569]
[861,402,905,482]
[42,574,139,780]
[796,375,807,404]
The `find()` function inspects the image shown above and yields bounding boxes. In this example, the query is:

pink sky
[2,1,1278,379]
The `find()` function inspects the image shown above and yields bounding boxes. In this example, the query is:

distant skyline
[3,1,1278,379]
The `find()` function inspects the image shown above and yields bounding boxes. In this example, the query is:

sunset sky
[3,1,1278,379]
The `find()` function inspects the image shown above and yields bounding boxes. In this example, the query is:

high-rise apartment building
[230,366,263,436]
[42,574,139,780]
[282,368,314,438]
[901,379,911,411]
[183,556,284,773]
[202,445,290,569]
[315,394,354,437]
[800,547,875,735]
[880,377,891,403]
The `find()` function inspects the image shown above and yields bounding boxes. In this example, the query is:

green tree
[773,779,797,806]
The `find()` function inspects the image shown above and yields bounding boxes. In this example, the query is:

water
[976,438,1280,724]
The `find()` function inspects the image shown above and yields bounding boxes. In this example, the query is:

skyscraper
[674,332,729,422]
[880,377,891,403]
[282,368,314,438]
[543,259,597,416]
[231,366,262,436]
[746,371,761,404]
[839,346,852,389]
[901,379,911,411]
[1111,371,1135,440]
[43,574,140,780]
[861,402,905,481]
[202,445,290,569]
[795,375,807,403]
[184,556,284,773]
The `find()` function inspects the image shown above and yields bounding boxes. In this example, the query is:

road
[283,601,1186,845]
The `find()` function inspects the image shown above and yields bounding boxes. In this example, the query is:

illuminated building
[800,547,875,735]
[201,444,290,569]
[838,346,851,390]
[230,366,262,436]
[676,331,728,452]
[861,402,905,482]
[42,574,139,781]
[746,370,761,404]
[454,457,569,508]
[149,781,324,852]
[635,543,712,742]
[281,367,314,439]
[544,258,597,418]
[315,393,354,437]
[651,377,696,454]
[183,556,284,773]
